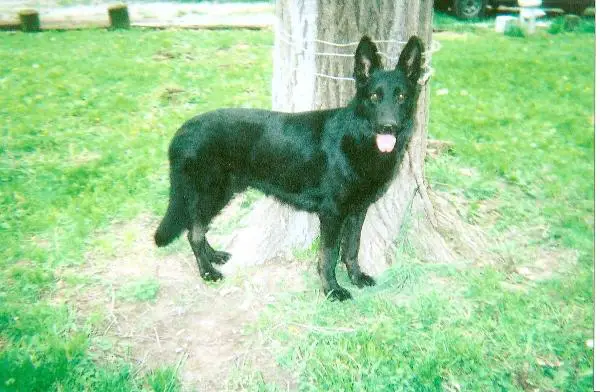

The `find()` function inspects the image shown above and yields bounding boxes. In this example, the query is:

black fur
[155,35,424,301]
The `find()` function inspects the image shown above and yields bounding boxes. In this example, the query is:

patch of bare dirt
[54,210,307,391]
[428,187,579,286]
[498,225,579,282]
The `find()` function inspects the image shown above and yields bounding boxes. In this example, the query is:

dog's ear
[396,36,424,84]
[353,36,382,87]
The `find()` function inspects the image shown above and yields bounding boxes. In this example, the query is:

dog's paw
[201,269,224,282]
[327,287,353,302]
[212,251,231,265]
[351,273,376,288]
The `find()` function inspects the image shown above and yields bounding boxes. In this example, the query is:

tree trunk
[224,0,453,275]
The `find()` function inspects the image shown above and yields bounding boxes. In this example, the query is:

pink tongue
[376,134,396,153]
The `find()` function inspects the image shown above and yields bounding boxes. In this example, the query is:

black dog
[154,35,424,301]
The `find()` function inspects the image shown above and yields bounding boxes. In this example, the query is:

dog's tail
[154,183,188,247]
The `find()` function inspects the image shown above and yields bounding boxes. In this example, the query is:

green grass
[145,366,182,392]
[0,24,593,391]
[253,30,594,391]
[504,24,526,37]
[548,15,596,34]
[428,31,593,248]
[117,278,160,302]
[0,28,271,391]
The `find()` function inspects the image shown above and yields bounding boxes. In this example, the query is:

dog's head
[353,35,424,153]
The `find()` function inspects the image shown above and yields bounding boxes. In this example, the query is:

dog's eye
[370,93,379,103]
[397,93,405,103]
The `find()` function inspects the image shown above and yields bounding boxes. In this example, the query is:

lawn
[0,21,593,392]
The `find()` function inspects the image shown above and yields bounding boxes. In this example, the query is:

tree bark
[225,0,453,275]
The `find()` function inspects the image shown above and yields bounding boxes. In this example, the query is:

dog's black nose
[382,124,396,133]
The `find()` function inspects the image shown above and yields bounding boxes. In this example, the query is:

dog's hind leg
[187,220,223,282]
[205,242,231,265]
[340,210,376,288]
[184,174,234,281]
[185,163,237,278]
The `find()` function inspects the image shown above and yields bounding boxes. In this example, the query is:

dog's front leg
[318,215,352,301]
[340,210,376,288]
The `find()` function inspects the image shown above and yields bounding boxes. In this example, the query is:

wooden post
[18,9,40,32]
[108,4,130,29]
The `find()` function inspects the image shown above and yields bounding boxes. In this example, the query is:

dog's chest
[331,149,398,211]
[356,158,396,196]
